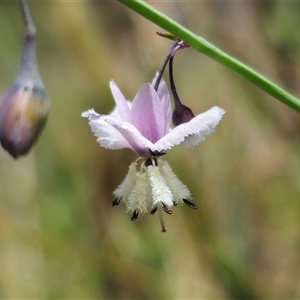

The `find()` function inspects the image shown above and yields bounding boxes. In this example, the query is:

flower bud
[172,102,194,127]
[0,84,49,158]
[168,54,194,127]
[0,30,50,158]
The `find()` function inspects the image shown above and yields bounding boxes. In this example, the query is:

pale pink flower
[82,75,224,232]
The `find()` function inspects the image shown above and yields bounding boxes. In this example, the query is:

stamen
[151,157,158,167]
[113,162,137,204]
[158,205,167,232]
[159,160,192,204]
[145,157,158,167]
[131,210,139,221]
[140,159,146,172]
[150,206,158,214]
[162,203,173,214]
[127,171,148,215]
[112,198,121,206]
[147,165,174,208]
[183,199,198,209]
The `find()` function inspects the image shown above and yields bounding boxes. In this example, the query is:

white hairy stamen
[146,165,174,208]
[113,161,137,204]
[127,172,148,214]
[159,160,191,205]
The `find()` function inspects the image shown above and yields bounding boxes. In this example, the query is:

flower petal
[151,74,172,134]
[151,106,225,151]
[82,109,100,119]
[82,110,131,150]
[109,81,131,122]
[103,115,153,155]
[83,109,153,155]
[131,83,165,143]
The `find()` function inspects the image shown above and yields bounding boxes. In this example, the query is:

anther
[162,203,173,214]
[131,210,139,221]
[112,198,121,207]
[183,199,198,209]
[150,206,158,214]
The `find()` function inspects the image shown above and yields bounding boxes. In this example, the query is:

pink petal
[151,74,172,134]
[82,109,153,155]
[151,106,225,152]
[104,116,153,155]
[109,81,131,122]
[131,83,165,143]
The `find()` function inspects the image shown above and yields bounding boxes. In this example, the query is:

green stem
[118,0,300,113]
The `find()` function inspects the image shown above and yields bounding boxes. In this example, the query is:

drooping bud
[172,101,195,127]
[169,55,194,127]
[0,27,50,158]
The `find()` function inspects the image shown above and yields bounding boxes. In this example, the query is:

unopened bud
[172,103,194,127]
[168,54,194,127]
[0,30,50,158]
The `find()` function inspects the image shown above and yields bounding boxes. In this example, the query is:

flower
[0,26,50,158]
[82,75,224,232]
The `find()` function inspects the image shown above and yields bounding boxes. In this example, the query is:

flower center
[112,156,198,232]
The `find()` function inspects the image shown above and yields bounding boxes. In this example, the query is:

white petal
[151,106,225,152]
[82,109,100,119]
[84,108,153,154]
[85,114,132,150]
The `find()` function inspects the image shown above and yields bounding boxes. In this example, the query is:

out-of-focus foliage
[0,2,300,299]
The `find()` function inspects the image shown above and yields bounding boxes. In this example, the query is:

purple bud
[0,30,50,158]
[0,84,49,158]
[169,55,194,127]
[172,103,194,127]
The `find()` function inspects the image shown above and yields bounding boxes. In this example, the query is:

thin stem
[118,0,300,113]
[19,0,36,36]
[169,55,181,105]
[17,0,40,81]
[158,206,166,232]
[154,40,179,92]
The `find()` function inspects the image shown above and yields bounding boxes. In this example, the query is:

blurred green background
[1,1,300,299]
